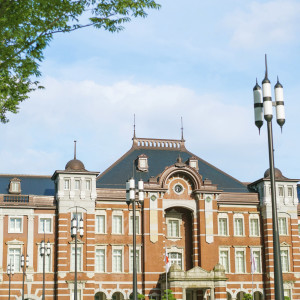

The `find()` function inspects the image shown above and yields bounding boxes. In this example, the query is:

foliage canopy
[0,0,160,123]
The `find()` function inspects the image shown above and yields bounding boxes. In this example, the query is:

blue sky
[1,0,300,183]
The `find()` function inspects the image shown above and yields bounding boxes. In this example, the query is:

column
[0,215,3,281]
[27,215,35,271]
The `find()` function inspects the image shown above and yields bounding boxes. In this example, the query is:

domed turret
[65,159,86,171]
[264,168,284,179]
[65,140,87,171]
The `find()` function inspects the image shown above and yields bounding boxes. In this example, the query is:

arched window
[112,292,124,300]
[236,292,245,300]
[95,292,107,300]
[253,291,263,300]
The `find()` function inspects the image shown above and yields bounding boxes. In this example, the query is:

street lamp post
[7,260,14,300]
[40,235,51,300]
[21,253,29,300]
[253,55,285,300]
[71,210,84,300]
[126,178,144,300]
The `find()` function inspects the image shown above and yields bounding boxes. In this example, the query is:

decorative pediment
[186,266,210,276]
[6,239,24,245]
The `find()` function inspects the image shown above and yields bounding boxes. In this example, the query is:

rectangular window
[129,248,140,272]
[39,217,52,233]
[287,186,293,197]
[75,179,80,190]
[95,215,105,234]
[71,246,82,271]
[112,249,122,273]
[251,250,261,273]
[219,249,229,273]
[167,220,180,237]
[298,224,300,236]
[250,218,259,236]
[280,249,289,272]
[279,217,287,235]
[9,217,22,233]
[64,179,70,190]
[235,250,245,273]
[95,249,105,273]
[129,216,140,234]
[218,218,228,236]
[8,248,21,272]
[112,215,122,234]
[38,246,51,272]
[234,218,244,236]
[86,179,91,190]
[278,186,284,197]
[169,252,182,269]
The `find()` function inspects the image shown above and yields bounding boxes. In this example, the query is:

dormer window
[9,178,21,194]
[188,156,199,170]
[137,154,148,172]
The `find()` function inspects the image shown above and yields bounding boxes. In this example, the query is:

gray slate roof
[0,175,55,196]
[97,145,249,193]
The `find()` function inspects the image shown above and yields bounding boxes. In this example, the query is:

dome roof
[65,159,86,171]
[264,168,284,179]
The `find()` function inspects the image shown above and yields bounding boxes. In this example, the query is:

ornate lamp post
[7,260,14,300]
[40,238,51,300]
[21,253,29,300]
[253,54,285,300]
[126,178,144,300]
[71,210,84,300]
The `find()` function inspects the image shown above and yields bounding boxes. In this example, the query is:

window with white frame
[167,219,180,238]
[251,249,261,273]
[219,248,230,273]
[278,186,284,197]
[95,247,106,273]
[287,186,293,197]
[280,248,289,272]
[95,213,106,234]
[71,245,82,271]
[129,215,140,235]
[234,215,244,236]
[249,216,260,236]
[71,289,82,300]
[218,214,228,236]
[75,179,81,190]
[279,217,287,235]
[9,178,21,194]
[39,217,52,233]
[86,179,91,190]
[9,217,22,233]
[112,213,123,234]
[284,289,291,300]
[8,247,21,272]
[112,248,123,273]
[129,247,141,272]
[64,179,70,190]
[169,252,182,269]
[38,245,51,272]
[235,249,245,273]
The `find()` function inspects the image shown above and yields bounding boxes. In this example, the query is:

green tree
[0,0,160,123]
[242,294,252,300]
[162,289,176,300]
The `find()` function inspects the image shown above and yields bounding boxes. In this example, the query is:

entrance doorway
[186,289,206,300]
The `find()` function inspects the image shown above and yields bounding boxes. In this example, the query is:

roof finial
[133,114,136,139]
[265,54,268,79]
[181,116,184,141]
[74,140,77,160]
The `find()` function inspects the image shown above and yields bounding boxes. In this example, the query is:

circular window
[174,184,184,194]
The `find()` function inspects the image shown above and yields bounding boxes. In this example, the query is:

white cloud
[223,0,300,49]
[0,77,261,179]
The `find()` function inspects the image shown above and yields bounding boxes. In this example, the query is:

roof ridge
[132,137,185,151]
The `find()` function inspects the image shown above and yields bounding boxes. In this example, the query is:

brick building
[0,136,299,300]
